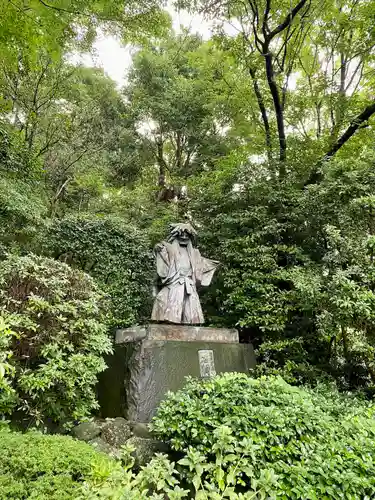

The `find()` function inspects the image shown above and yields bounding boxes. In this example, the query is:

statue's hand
[154,242,165,253]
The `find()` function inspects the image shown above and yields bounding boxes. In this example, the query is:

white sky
[70,3,214,87]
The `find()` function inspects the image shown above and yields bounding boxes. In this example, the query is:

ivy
[43,215,154,328]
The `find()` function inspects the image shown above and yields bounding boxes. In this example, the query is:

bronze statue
[151,223,219,324]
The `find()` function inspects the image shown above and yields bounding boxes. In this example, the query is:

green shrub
[0,427,268,500]
[0,427,114,499]
[253,338,334,386]
[0,428,189,500]
[0,176,47,259]
[82,441,262,499]
[0,254,111,426]
[0,316,18,415]
[152,373,375,499]
[82,442,189,500]
[43,215,154,328]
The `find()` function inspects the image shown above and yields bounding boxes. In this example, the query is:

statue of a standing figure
[151,223,219,324]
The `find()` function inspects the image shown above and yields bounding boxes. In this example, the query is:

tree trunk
[249,67,272,161]
[156,140,167,188]
[264,49,286,174]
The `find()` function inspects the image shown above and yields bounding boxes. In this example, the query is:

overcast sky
[71,3,214,87]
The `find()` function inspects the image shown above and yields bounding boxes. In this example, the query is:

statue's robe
[151,240,219,324]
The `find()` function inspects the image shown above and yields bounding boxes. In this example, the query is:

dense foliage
[0,427,114,499]
[3,375,375,499]
[0,427,188,500]
[0,254,111,426]
[190,152,375,389]
[152,373,375,498]
[0,427,187,500]
[44,215,154,327]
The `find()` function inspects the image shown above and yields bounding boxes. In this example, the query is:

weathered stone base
[98,324,256,423]
[116,323,239,344]
[71,417,165,465]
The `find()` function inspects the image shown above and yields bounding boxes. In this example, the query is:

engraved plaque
[198,350,216,378]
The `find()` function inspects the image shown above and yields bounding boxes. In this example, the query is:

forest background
[2,0,375,394]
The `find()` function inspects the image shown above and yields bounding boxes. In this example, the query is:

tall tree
[124,33,247,200]
[178,0,375,180]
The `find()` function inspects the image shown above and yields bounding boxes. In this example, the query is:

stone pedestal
[98,324,255,422]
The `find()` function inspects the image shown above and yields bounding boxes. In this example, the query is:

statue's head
[168,223,197,247]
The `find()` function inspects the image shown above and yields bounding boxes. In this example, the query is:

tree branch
[268,0,309,40]
[36,138,60,158]
[53,177,71,203]
[262,0,271,38]
[305,101,375,186]
[259,0,311,172]
[323,101,375,160]
[38,0,82,16]
[61,149,90,174]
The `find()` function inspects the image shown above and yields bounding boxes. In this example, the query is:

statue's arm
[200,258,220,286]
[154,241,170,279]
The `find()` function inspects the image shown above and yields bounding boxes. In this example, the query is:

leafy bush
[189,155,375,389]
[43,215,154,328]
[152,373,375,499]
[253,338,334,386]
[0,176,47,259]
[0,316,18,415]
[0,125,46,257]
[0,428,189,500]
[0,254,111,426]
[82,442,189,500]
[0,427,114,499]
[7,375,373,500]
[0,124,40,177]
[82,440,263,499]
[0,427,275,500]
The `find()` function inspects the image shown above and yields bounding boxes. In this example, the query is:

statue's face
[177,231,191,246]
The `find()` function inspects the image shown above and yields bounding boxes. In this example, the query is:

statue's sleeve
[199,255,220,286]
[155,244,170,279]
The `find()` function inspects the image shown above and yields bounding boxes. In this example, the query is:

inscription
[198,350,216,378]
